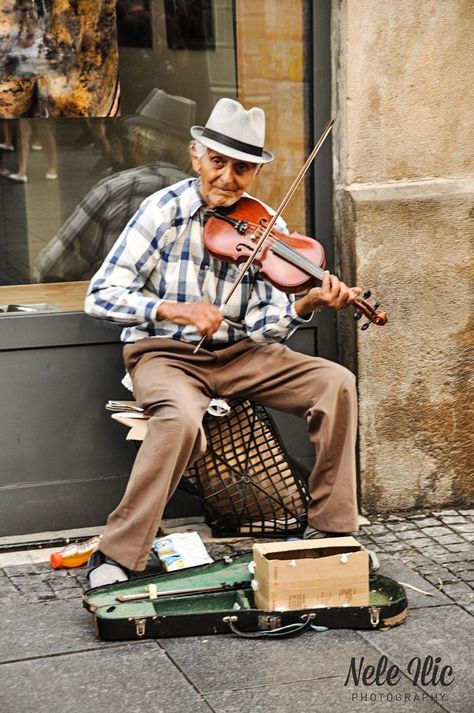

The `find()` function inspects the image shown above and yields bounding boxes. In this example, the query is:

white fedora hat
[122,89,196,140]
[190,97,274,163]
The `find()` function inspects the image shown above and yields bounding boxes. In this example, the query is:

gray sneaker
[303,525,351,539]
[86,549,129,588]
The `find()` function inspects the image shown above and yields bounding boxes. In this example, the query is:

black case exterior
[83,556,408,641]
[92,595,407,641]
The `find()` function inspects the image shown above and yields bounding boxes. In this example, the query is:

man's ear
[190,145,201,173]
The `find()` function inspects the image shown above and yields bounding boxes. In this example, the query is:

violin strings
[244,223,326,282]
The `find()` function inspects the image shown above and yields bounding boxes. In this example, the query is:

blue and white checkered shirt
[85,177,311,344]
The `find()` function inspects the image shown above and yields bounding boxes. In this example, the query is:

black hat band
[201,127,263,157]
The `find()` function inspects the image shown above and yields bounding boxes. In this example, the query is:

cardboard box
[253,537,369,611]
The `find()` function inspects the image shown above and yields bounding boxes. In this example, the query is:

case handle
[223,613,319,639]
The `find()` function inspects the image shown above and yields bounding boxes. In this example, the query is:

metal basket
[182,400,309,537]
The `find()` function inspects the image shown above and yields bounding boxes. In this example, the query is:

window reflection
[35,91,195,282]
[0,0,309,314]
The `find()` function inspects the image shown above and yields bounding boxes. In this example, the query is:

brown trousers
[100,337,359,571]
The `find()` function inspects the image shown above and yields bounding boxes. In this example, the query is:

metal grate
[182,401,309,537]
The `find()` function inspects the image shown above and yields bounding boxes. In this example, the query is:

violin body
[203,196,387,329]
[204,197,326,293]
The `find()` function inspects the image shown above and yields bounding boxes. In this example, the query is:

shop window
[0,0,310,315]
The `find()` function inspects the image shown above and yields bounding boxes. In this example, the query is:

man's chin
[208,191,240,208]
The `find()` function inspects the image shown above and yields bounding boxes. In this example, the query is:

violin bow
[193,117,336,353]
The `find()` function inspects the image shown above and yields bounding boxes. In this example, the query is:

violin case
[83,553,407,641]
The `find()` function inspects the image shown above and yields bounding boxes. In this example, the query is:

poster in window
[164,0,215,51]
[116,0,153,49]
[0,0,120,118]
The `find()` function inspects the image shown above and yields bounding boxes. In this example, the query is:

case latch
[258,614,282,630]
[131,617,147,637]
[369,606,380,628]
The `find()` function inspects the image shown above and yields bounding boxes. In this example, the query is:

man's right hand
[156,301,223,338]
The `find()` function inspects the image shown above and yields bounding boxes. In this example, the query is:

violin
[203,197,388,329]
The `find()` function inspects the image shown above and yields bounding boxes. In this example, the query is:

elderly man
[85,97,367,588]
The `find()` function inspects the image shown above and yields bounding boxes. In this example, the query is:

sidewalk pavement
[0,508,473,713]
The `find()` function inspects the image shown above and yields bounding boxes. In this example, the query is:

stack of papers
[105,400,144,413]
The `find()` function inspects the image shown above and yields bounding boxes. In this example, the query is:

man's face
[192,148,261,209]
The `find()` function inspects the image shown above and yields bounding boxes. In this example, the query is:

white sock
[89,563,128,588]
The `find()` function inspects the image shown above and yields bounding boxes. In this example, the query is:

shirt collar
[189,178,207,217]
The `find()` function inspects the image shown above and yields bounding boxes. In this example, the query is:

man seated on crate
[84,97,376,588]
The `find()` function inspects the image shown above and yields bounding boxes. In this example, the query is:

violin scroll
[353,291,387,329]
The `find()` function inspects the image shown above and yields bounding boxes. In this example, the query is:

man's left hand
[295,271,362,318]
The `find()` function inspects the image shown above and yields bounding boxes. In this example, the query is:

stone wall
[333,1,474,511]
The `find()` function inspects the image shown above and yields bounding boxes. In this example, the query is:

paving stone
[361,524,389,535]
[3,562,40,575]
[161,630,375,692]
[44,576,83,592]
[0,600,115,661]
[435,534,466,545]
[419,526,454,537]
[422,572,459,586]
[0,578,18,597]
[401,554,434,570]
[440,583,474,608]
[445,562,474,575]
[458,509,474,516]
[54,586,83,599]
[417,545,450,558]
[375,542,412,554]
[433,510,462,517]
[375,557,452,609]
[385,522,418,532]
[445,543,472,554]
[7,576,56,602]
[39,570,78,582]
[358,605,474,713]
[411,518,442,528]
[438,516,468,525]
[370,535,400,545]
[204,674,447,713]
[433,553,463,566]
[0,643,211,713]
[391,547,420,558]
[397,530,430,541]
[451,523,474,533]
[406,538,437,549]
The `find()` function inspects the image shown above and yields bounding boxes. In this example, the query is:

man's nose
[220,164,237,186]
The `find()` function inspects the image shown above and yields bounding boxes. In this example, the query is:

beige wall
[333,0,474,511]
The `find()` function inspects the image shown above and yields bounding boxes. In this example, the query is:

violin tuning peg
[363,290,371,300]
[361,320,371,331]
[353,308,362,321]
[373,302,380,311]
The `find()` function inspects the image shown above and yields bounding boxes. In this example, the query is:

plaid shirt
[85,177,311,345]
